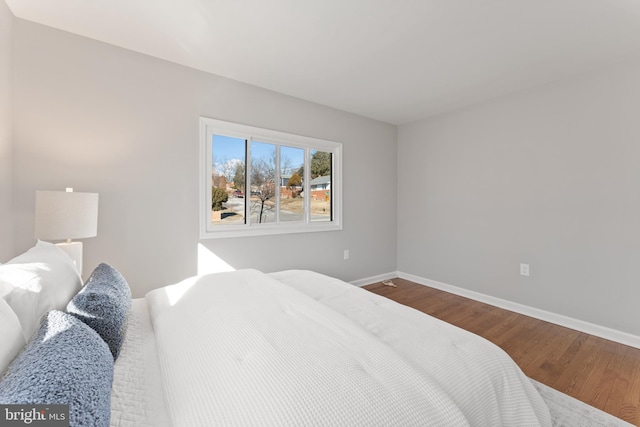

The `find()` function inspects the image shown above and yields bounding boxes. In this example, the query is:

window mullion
[330,151,334,222]
[275,145,281,224]
[304,147,311,223]
[246,137,252,227]
[205,131,214,232]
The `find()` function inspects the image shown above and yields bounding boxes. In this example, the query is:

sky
[212,134,305,175]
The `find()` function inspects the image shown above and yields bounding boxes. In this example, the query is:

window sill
[200,222,343,239]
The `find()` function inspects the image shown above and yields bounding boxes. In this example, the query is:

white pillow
[0,241,83,341]
[0,298,26,375]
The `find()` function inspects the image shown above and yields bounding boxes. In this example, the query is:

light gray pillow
[0,310,113,427]
[67,263,131,360]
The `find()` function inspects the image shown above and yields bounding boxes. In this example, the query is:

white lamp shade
[34,190,99,240]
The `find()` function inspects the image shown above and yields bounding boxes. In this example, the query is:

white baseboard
[396,271,640,350]
[350,271,398,288]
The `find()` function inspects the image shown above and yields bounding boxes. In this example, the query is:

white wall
[0,0,13,261]
[12,19,397,296]
[7,6,640,343]
[398,59,640,337]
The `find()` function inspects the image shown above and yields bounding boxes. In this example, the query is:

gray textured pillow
[67,263,132,360]
[0,310,113,427]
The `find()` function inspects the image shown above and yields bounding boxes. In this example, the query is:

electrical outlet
[520,263,530,277]
[344,249,350,260]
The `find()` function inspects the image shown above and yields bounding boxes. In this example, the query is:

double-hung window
[200,117,342,238]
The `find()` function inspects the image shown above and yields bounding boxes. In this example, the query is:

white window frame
[200,117,343,239]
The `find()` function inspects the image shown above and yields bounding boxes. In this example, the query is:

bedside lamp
[34,188,99,275]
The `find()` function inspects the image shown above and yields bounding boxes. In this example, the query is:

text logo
[0,405,68,426]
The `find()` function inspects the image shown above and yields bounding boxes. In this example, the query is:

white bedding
[125,269,551,427]
[110,299,170,427]
[271,270,551,426]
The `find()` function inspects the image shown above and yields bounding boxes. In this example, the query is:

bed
[0,241,551,426]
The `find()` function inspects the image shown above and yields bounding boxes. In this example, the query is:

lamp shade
[34,190,99,240]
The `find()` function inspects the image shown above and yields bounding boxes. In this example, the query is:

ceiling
[7,0,640,125]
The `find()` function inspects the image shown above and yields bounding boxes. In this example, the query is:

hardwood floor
[363,278,640,425]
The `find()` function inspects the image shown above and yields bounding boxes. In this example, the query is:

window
[200,117,342,238]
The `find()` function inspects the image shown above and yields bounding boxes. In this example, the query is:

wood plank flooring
[363,278,640,425]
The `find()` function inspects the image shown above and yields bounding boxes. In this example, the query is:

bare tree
[233,163,245,193]
[251,155,276,223]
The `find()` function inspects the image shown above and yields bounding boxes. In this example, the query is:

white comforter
[145,269,551,426]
